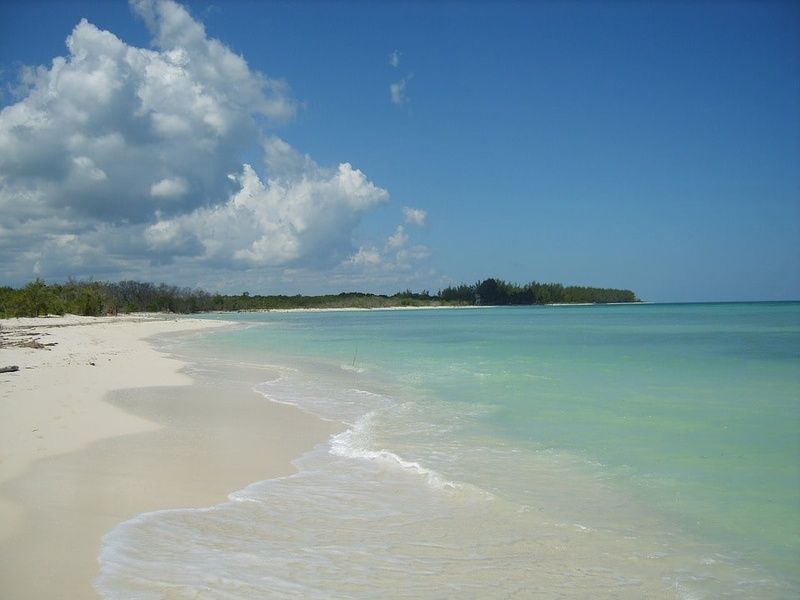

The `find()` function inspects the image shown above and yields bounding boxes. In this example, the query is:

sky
[0,0,798,302]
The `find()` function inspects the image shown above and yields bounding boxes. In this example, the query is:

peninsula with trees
[0,278,639,318]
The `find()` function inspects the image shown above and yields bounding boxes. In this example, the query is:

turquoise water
[98,303,800,598]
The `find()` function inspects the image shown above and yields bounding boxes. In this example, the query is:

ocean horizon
[97,302,799,598]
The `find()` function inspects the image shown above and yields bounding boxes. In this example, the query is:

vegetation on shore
[440,279,637,305]
[0,278,638,318]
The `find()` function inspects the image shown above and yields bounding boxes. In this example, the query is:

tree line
[439,278,637,305]
[0,280,215,317]
[0,278,638,318]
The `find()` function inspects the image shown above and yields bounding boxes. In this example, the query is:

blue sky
[1,0,798,302]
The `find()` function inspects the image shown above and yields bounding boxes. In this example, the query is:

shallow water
[97,303,800,598]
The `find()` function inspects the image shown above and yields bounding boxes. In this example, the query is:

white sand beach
[0,315,338,598]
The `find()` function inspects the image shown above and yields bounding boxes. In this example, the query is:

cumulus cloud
[72,156,108,181]
[403,206,427,226]
[385,225,408,251]
[0,1,294,227]
[348,246,382,267]
[150,176,188,198]
[343,222,429,274]
[0,0,405,288]
[144,138,388,267]
[389,50,401,68]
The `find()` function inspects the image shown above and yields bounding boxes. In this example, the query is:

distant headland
[1,278,639,317]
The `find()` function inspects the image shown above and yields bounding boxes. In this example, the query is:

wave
[249,362,475,496]
[329,412,464,491]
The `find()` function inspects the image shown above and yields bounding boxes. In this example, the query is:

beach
[0,315,338,599]
[1,305,797,599]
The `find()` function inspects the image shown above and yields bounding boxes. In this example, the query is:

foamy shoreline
[211,304,478,313]
[210,302,645,314]
[0,313,339,598]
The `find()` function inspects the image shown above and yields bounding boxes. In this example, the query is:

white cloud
[348,246,382,268]
[385,225,408,251]
[144,139,389,267]
[0,1,409,288]
[390,77,408,105]
[389,50,401,68]
[150,176,188,198]
[403,206,427,226]
[0,0,295,226]
[131,0,295,121]
[72,156,107,181]
[342,222,429,276]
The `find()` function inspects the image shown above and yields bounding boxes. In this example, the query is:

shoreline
[203,301,648,314]
[0,314,339,598]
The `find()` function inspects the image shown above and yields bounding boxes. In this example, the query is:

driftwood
[0,365,20,373]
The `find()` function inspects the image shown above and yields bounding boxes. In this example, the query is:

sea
[96,302,800,598]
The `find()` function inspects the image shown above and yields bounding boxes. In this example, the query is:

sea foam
[329,412,463,491]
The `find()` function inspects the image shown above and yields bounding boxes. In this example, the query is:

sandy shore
[0,314,339,599]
